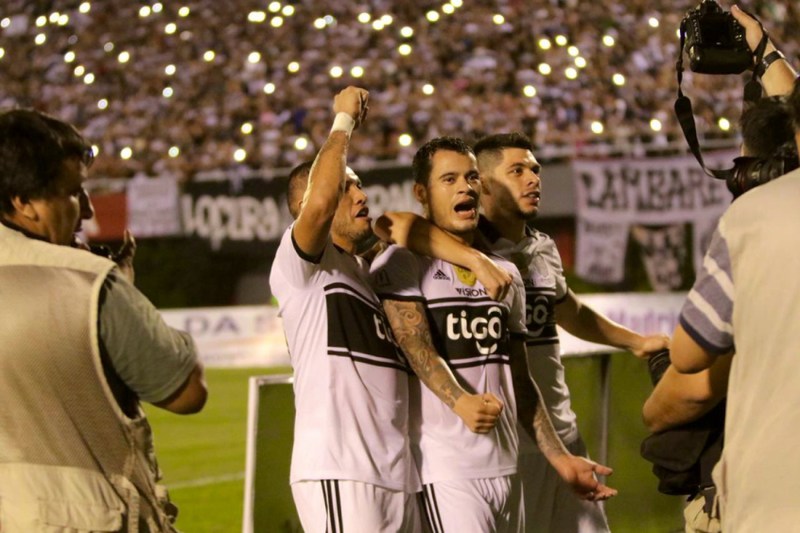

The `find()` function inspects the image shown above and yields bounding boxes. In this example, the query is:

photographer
[665,75,800,532]
[0,109,207,531]
[649,7,800,528]
[643,93,798,533]
[642,4,800,531]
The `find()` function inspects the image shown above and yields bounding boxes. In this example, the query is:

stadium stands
[1,0,797,180]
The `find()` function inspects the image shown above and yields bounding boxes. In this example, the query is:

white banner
[573,153,733,284]
[160,305,289,368]
[558,292,686,356]
[127,176,182,238]
[160,293,686,367]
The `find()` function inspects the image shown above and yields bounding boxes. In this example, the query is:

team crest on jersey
[453,265,476,286]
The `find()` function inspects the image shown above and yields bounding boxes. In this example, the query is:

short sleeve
[541,236,568,302]
[504,262,528,335]
[270,225,326,292]
[99,271,198,404]
[369,245,423,301]
[679,226,735,354]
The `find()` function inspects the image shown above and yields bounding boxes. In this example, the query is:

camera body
[683,0,752,74]
[728,142,800,198]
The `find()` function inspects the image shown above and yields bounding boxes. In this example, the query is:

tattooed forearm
[532,395,566,460]
[509,339,567,459]
[383,299,464,408]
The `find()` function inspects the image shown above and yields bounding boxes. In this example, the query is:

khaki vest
[0,224,177,532]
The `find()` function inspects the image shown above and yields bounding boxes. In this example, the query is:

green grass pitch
[146,358,686,532]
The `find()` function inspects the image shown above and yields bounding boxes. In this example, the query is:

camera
[727,142,800,198]
[682,0,752,74]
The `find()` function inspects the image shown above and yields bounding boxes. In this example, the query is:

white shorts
[519,437,609,533]
[291,480,421,533]
[419,475,523,533]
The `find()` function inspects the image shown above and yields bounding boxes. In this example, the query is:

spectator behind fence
[0,108,207,531]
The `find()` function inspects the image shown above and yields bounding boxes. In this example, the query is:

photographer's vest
[0,223,177,532]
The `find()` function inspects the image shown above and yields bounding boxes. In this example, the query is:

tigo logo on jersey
[445,306,503,355]
[526,294,551,336]
[373,312,396,343]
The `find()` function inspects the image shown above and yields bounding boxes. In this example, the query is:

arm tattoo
[383,299,464,408]
[532,395,566,460]
[510,339,567,459]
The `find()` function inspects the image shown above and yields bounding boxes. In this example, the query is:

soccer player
[474,132,669,532]
[372,137,616,532]
[270,88,510,532]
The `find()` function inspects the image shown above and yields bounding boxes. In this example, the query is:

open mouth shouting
[453,196,478,220]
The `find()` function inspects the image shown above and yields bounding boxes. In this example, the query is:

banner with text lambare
[572,153,734,286]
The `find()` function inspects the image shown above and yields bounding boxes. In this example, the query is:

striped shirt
[270,226,419,493]
[678,168,800,532]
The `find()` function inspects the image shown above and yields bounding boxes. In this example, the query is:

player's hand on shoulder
[333,86,369,128]
[469,252,512,302]
[453,392,504,434]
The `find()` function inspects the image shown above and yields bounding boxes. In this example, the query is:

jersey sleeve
[541,235,568,302]
[679,226,735,354]
[369,245,423,301]
[504,261,528,336]
[270,225,326,292]
[99,271,198,404]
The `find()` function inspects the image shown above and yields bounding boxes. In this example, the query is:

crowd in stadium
[1,0,798,180]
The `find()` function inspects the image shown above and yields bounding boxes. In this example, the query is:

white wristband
[330,112,356,135]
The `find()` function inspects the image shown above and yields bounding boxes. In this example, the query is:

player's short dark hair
[412,136,473,186]
[741,96,795,158]
[286,160,314,219]
[0,109,93,214]
[473,132,534,173]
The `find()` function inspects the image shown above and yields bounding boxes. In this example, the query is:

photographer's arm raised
[731,4,797,96]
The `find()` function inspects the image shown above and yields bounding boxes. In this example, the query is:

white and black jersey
[269,226,419,493]
[479,216,578,444]
[370,244,527,484]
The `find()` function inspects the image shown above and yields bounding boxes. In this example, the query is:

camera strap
[675,15,769,180]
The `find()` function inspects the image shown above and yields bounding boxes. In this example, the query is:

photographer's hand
[730,4,770,54]
[731,4,796,96]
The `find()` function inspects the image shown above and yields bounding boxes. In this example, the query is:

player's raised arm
[292,86,368,258]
